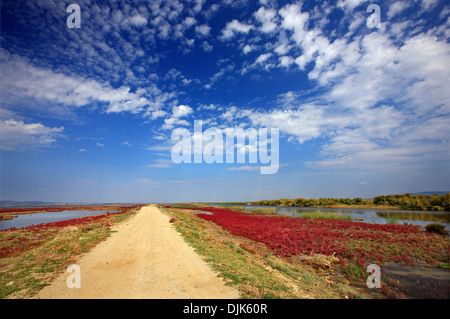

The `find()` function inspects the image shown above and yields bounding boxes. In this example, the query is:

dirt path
[35,205,239,299]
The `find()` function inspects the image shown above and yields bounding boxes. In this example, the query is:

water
[0,210,119,231]
[197,210,213,215]
[213,204,450,231]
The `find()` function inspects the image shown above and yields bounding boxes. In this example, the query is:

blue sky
[0,0,449,203]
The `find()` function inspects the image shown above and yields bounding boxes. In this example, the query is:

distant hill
[411,191,449,196]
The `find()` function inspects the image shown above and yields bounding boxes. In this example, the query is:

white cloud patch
[278,55,294,67]
[0,118,64,151]
[0,49,175,120]
[220,19,253,40]
[243,44,256,54]
[195,24,211,36]
[254,6,278,33]
[129,14,148,27]
[201,41,213,52]
[387,1,412,18]
[184,16,197,28]
[161,105,194,130]
[337,0,366,11]
[145,158,174,168]
[421,0,439,10]
[172,104,193,118]
[255,52,272,64]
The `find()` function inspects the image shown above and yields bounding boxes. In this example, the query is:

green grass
[300,212,353,221]
[385,217,399,225]
[245,208,278,214]
[169,204,198,209]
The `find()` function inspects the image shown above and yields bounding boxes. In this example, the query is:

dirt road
[35,205,239,299]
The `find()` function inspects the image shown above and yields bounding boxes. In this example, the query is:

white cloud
[162,117,190,130]
[161,105,194,130]
[201,41,213,52]
[145,159,174,168]
[220,19,253,40]
[243,44,256,54]
[278,56,294,67]
[148,109,168,120]
[0,118,64,151]
[129,14,148,27]
[220,106,239,122]
[387,1,412,18]
[233,104,326,144]
[184,16,197,28]
[255,52,272,64]
[204,64,235,89]
[421,0,439,10]
[254,6,278,33]
[172,104,194,118]
[0,49,175,120]
[193,0,206,13]
[195,24,211,36]
[337,0,366,11]
[279,4,310,44]
[197,104,218,111]
[274,42,292,55]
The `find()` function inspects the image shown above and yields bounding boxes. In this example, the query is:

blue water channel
[0,210,119,231]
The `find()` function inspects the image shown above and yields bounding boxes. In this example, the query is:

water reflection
[0,210,119,231]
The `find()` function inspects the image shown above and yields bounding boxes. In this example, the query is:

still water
[0,210,119,231]
[214,204,450,231]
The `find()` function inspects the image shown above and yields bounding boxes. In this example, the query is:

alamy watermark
[66,3,380,30]
[171,121,279,174]
[66,264,81,288]
[66,4,81,29]
[366,264,381,288]
[367,4,381,29]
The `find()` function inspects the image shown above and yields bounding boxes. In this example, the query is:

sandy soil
[35,205,239,299]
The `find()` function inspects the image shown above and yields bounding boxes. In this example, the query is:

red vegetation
[178,206,449,268]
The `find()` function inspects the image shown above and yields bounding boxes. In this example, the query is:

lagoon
[214,204,450,232]
[0,210,119,231]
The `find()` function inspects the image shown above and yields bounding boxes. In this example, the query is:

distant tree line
[372,193,450,212]
[253,193,450,212]
[254,197,367,208]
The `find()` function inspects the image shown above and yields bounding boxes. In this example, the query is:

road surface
[35,205,239,299]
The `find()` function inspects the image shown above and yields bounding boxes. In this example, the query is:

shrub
[425,223,447,235]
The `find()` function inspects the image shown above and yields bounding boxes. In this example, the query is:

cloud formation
[1,0,448,173]
[0,119,64,151]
